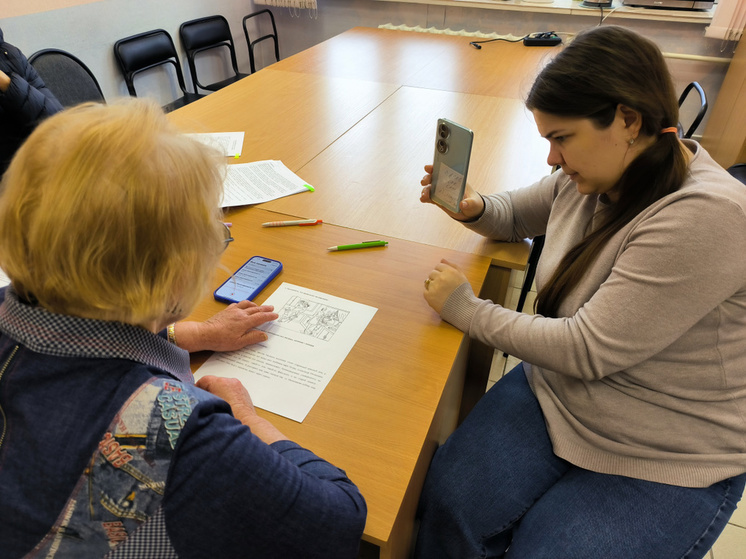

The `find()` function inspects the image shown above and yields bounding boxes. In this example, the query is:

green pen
[327,240,388,251]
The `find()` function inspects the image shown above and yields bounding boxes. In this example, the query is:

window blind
[706,0,746,41]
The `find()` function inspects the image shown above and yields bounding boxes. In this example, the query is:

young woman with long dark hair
[416,25,746,558]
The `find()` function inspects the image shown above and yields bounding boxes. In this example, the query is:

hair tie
[660,127,678,135]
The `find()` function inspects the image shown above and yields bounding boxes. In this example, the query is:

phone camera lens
[438,123,451,139]
[436,138,449,154]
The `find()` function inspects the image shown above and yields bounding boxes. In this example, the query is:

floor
[485,270,746,558]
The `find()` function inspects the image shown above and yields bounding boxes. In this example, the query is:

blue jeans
[414,364,746,559]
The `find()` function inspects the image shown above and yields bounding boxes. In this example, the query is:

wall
[4,0,103,19]
[701,35,746,167]
[0,0,732,133]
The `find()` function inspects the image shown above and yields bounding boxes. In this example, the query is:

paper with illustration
[195,283,377,422]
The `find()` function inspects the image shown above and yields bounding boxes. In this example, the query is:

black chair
[727,163,746,185]
[113,29,203,113]
[516,235,544,314]
[179,15,248,92]
[677,82,708,139]
[242,9,280,73]
[28,48,105,107]
[503,235,544,357]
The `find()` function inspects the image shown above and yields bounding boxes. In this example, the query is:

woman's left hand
[424,259,472,314]
[174,300,279,353]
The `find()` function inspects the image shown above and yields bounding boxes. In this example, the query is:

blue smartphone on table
[213,256,283,304]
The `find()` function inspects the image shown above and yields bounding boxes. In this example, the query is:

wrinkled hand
[196,375,257,417]
[424,259,472,314]
[175,300,279,353]
[420,164,485,221]
[195,375,287,444]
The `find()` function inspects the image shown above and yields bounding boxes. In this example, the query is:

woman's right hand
[420,164,485,221]
[196,375,288,444]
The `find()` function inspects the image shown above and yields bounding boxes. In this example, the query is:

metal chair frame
[677,81,708,139]
[242,9,280,73]
[179,15,248,92]
[113,29,203,113]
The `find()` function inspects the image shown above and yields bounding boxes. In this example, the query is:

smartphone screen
[430,118,474,214]
[214,256,283,304]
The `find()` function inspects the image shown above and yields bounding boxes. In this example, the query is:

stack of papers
[186,132,245,158]
[186,132,313,208]
[222,160,314,208]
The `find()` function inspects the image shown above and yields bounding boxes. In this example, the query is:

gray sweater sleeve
[446,178,746,381]
[440,172,561,337]
[462,172,562,242]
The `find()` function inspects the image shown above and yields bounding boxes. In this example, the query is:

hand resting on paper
[420,164,485,222]
[196,375,288,444]
[424,258,473,315]
[174,300,279,353]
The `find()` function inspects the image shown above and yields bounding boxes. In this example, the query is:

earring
[628,138,635,146]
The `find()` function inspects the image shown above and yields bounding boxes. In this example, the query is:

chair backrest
[677,82,708,139]
[28,48,105,107]
[113,29,190,97]
[242,9,280,73]
[727,163,746,186]
[179,15,241,90]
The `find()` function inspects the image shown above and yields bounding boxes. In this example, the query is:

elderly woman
[0,100,366,558]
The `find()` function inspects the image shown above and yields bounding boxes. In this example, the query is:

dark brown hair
[525,25,688,317]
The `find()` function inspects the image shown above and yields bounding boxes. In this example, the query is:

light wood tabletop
[186,207,491,557]
[271,26,558,100]
[169,27,556,270]
[168,68,398,173]
[262,83,550,266]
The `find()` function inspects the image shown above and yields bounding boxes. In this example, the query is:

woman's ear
[617,104,643,137]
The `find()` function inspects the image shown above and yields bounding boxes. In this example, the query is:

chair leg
[503,235,545,358]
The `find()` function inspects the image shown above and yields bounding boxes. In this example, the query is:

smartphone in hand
[430,118,474,214]
[214,256,283,304]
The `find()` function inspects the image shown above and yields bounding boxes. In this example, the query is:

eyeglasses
[222,222,234,252]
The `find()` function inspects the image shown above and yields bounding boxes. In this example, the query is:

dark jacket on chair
[0,28,63,176]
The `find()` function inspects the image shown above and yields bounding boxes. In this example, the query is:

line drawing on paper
[276,296,350,341]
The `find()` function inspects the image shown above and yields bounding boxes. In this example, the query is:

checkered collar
[0,286,193,384]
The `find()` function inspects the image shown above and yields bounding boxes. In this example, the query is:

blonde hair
[0,99,225,327]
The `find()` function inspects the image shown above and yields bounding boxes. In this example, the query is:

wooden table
[172,27,557,275]
[186,208,491,558]
[271,26,556,100]
[172,26,556,558]
[263,84,548,265]
[169,68,399,173]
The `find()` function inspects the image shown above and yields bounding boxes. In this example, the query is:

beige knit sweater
[441,141,746,487]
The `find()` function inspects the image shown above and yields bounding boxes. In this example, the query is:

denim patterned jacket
[0,287,366,558]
